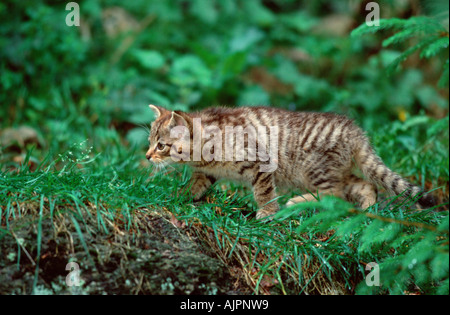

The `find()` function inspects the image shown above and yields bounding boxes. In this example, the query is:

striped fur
[146,105,434,219]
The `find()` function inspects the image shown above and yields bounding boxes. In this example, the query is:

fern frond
[420,36,450,59]
[404,16,447,34]
[386,36,439,75]
[351,16,445,38]
[382,28,422,47]
[352,14,449,77]
[351,18,406,37]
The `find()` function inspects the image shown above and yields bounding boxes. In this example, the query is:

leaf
[189,0,218,24]
[295,197,351,232]
[221,52,247,76]
[416,86,448,108]
[379,50,402,67]
[401,235,435,269]
[420,36,449,59]
[0,126,42,148]
[358,220,387,253]
[170,214,186,229]
[229,27,264,53]
[351,18,407,37]
[237,85,270,106]
[243,0,275,27]
[144,90,171,107]
[435,279,450,295]
[410,263,430,286]
[430,253,449,280]
[281,12,318,33]
[386,37,439,75]
[336,215,366,237]
[170,55,212,87]
[259,274,279,290]
[382,28,418,47]
[132,49,166,70]
[128,105,156,124]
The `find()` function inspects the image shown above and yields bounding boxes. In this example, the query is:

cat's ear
[149,104,167,118]
[168,111,189,128]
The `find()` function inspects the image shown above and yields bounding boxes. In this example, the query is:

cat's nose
[146,150,152,161]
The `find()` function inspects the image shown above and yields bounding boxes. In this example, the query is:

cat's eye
[157,143,166,151]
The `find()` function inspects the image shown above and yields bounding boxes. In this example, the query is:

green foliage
[352,15,449,86]
[277,197,449,295]
[371,115,449,189]
[1,0,448,152]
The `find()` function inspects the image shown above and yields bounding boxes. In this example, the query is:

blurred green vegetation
[1,0,448,158]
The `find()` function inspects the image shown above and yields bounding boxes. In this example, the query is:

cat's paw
[255,209,275,221]
[286,200,296,207]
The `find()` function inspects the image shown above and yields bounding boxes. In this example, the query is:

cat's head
[146,105,191,164]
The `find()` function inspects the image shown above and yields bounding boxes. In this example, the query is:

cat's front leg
[181,172,216,201]
[252,172,279,220]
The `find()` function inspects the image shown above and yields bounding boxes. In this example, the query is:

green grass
[1,116,448,294]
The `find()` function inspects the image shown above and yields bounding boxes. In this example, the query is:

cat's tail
[354,139,435,208]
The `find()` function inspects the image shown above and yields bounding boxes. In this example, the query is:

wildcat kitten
[146,105,434,219]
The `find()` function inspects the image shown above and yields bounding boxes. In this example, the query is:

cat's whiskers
[137,123,151,136]
[164,162,182,175]
[148,160,168,178]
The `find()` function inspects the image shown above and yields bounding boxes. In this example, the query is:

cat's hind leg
[286,186,344,207]
[343,175,377,209]
[286,192,320,206]
[252,172,280,220]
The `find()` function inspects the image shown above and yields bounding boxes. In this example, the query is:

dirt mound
[0,208,235,295]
